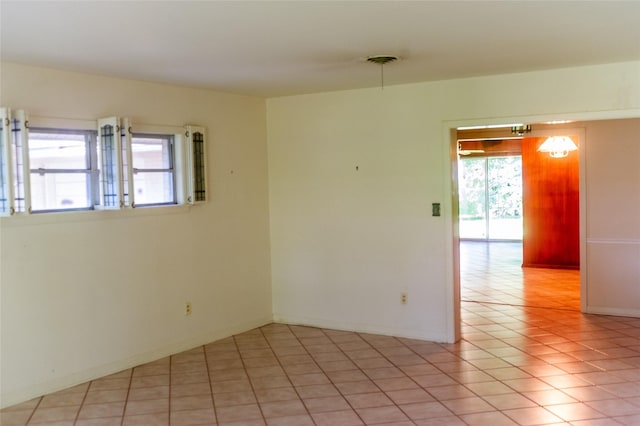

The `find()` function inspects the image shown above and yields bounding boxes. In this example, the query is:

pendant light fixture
[367,55,399,89]
[537,136,578,158]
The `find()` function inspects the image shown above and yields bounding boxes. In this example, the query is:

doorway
[455,126,582,316]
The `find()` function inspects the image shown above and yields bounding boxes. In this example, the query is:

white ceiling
[1,1,639,98]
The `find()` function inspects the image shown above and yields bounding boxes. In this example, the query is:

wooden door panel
[522,136,580,269]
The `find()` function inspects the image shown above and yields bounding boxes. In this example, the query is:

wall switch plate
[432,203,441,217]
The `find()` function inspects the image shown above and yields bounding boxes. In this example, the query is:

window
[1,108,205,216]
[185,126,207,204]
[28,128,97,212]
[0,109,12,215]
[98,117,177,208]
[458,155,522,240]
[131,133,176,206]
[97,118,123,209]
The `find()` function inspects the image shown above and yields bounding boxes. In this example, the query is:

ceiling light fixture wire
[367,55,398,89]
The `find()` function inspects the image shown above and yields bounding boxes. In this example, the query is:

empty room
[1,1,639,425]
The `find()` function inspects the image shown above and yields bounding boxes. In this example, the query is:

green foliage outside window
[459,156,522,220]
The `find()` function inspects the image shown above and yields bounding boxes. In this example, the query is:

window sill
[0,204,192,228]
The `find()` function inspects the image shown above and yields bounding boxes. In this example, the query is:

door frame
[442,110,640,343]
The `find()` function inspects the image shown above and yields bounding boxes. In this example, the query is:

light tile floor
[4,241,640,425]
[460,241,580,311]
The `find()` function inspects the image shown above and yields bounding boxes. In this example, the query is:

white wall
[267,61,640,343]
[0,63,272,407]
[583,119,640,316]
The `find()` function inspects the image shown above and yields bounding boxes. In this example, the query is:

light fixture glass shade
[537,136,578,158]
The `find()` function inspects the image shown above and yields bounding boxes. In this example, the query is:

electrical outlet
[401,293,408,305]
[185,302,192,316]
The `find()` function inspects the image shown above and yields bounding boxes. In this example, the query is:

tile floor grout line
[231,331,271,425]
[324,327,403,425]
[461,299,581,313]
[351,330,462,422]
[71,375,96,425]
[71,387,85,425]
[292,324,374,426]
[22,396,42,425]
[202,343,220,426]
[396,329,509,414]
[257,324,319,425]
[119,367,134,426]
[167,352,173,426]
[319,327,423,424]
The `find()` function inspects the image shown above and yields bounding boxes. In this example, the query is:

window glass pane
[132,136,171,169]
[459,157,487,239]
[99,124,119,208]
[29,132,88,169]
[28,128,94,212]
[30,172,91,210]
[487,156,523,240]
[131,133,174,205]
[133,171,174,205]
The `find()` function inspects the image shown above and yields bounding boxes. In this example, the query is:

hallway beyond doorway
[461,241,580,311]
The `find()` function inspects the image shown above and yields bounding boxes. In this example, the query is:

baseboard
[585,306,640,318]
[1,315,273,409]
[272,313,449,344]
[522,263,580,270]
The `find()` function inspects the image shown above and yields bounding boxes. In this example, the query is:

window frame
[184,125,207,204]
[129,131,178,207]
[0,108,14,216]
[97,117,124,209]
[11,110,31,214]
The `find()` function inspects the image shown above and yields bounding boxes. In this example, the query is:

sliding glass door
[459,156,522,240]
